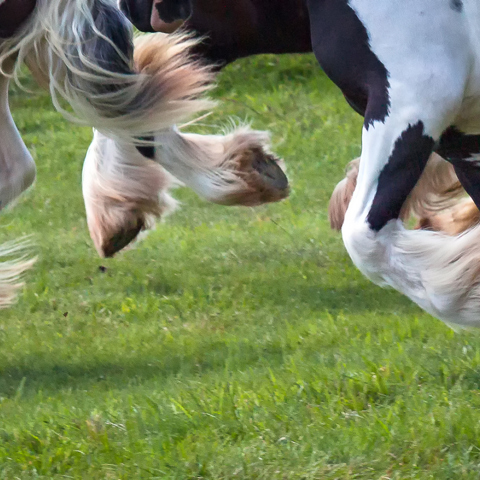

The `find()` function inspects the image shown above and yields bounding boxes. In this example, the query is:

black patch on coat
[119,0,155,32]
[155,0,192,23]
[436,126,480,208]
[307,0,390,128]
[367,122,435,231]
[450,0,463,12]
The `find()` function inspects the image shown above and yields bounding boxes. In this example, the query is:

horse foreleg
[152,126,289,207]
[82,130,177,258]
[340,89,480,326]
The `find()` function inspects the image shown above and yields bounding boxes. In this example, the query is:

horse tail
[0,0,214,141]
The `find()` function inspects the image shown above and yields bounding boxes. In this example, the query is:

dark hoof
[101,218,144,258]
[251,149,289,194]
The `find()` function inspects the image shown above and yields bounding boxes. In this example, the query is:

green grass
[1,54,480,479]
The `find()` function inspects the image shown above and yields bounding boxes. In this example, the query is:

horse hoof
[100,219,145,258]
[251,149,289,193]
[238,148,289,206]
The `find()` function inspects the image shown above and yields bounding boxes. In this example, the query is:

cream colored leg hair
[328,153,466,231]
[82,32,288,257]
[1,3,214,142]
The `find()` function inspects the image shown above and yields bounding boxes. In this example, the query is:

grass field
[2,53,480,479]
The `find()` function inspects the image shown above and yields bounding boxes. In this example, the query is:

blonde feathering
[0,0,215,141]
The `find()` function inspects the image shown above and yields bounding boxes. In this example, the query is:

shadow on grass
[0,336,291,399]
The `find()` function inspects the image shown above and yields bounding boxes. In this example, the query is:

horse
[0,0,289,305]
[122,0,480,328]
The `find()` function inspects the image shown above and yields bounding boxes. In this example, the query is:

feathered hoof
[95,214,145,259]
[83,131,177,258]
[200,129,289,207]
[85,186,177,258]
[85,187,178,258]
[232,147,289,206]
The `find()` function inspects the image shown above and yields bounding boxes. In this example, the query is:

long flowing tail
[1,0,214,141]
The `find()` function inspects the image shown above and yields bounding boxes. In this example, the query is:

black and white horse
[312,0,480,327]
[0,0,288,305]
[125,0,480,328]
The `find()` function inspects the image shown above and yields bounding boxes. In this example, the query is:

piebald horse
[126,0,480,328]
[0,0,288,305]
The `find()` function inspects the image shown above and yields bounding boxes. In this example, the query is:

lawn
[1,53,480,479]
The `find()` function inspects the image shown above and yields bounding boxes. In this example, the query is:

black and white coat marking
[308,0,480,326]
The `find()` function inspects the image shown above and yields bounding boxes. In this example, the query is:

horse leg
[152,126,289,206]
[0,60,36,306]
[342,102,480,326]
[0,60,36,209]
[83,125,289,257]
[339,83,480,325]
[82,130,177,258]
